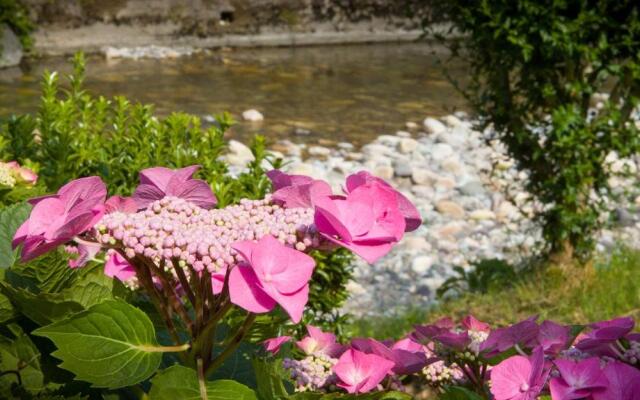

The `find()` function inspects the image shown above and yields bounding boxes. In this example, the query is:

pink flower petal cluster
[351,337,427,375]
[132,165,217,210]
[490,346,550,400]
[229,235,315,323]
[267,170,332,209]
[333,348,395,394]
[345,171,421,232]
[104,251,136,282]
[105,195,137,214]
[296,325,346,358]
[549,358,608,400]
[13,176,107,261]
[314,180,407,263]
[575,317,635,356]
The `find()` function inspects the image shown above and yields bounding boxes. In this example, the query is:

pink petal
[28,197,64,235]
[138,167,176,190]
[593,361,640,400]
[269,284,309,323]
[211,267,227,295]
[132,184,166,209]
[266,169,313,190]
[104,252,136,281]
[69,242,102,269]
[334,349,394,394]
[231,240,255,265]
[314,199,353,243]
[228,264,276,314]
[12,219,30,249]
[490,355,531,400]
[263,336,291,355]
[57,176,107,209]
[105,196,138,214]
[170,179,217,209]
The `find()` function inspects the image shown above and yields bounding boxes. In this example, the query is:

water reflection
[0,43,468,145]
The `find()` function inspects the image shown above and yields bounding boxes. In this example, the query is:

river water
[0,43,467,146]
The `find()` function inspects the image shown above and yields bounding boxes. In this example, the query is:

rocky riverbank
[225,110,640,317]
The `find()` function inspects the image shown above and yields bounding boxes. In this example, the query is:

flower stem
[205,313,256,377]
[197,358,208,400]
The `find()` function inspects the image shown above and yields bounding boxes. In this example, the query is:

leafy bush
[0,0,33,50]
[431,0,640,258]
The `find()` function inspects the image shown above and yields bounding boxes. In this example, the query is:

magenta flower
[296,325,346,358]
[211,266,228,295]
[549,358,608,400]
[13,176,107,261]
[345,171,421,232]
[592,361,640,400]
[333,348,395,394]
[314,183,406,263]
[575,316,634,355]
[462,315,490,333]
[481,317,539,357]
[536,320,571,355]
[228,235,315,323]
[490,346,550,400]
[351,337,426,375]
[132,165,217,209]
[267,170,332,209]
[104,251,136,282]
[104,195,137,214]
[263,336,291,355]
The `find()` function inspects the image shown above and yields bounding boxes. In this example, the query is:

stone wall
[23,0,436,34]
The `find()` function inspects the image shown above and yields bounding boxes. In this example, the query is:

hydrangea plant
[7,166,421,399]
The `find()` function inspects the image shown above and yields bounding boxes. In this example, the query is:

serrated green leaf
[6,250,76,293]
[0,202,31,269]
[149,365,257,400]
[0,283,84,325]
[0,323,44,393]
[33,300,165,389]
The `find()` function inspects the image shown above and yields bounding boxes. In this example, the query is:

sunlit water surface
[0,43,468,146]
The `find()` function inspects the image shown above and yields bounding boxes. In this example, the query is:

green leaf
[0,324,44,393]
[0,283,84,325]
[0,202,31,269]
[440,386,484,400]
[253,358,289,400]
[0,291,16,323]
[32,300,165,389]
[149,365,257,400]
[288,392,411,400]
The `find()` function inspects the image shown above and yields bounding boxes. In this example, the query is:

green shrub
[431,0,640,258]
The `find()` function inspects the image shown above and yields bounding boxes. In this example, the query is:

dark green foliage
[436,259,518,298]
[432,0,640,257]
[0,0,33,50]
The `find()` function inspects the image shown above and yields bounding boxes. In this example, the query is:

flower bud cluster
[94,196,318,276]
[283,354,338,392]
[0,164,16,187]
[423,360,464,386]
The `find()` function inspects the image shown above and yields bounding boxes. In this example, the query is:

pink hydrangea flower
[296,325,346,358]
[345,171,421,232]
[575,317,635,356]
[104,251,136,282]
[481,317,539,357]
[104,195,137,214]
[313,182,406,263]
[263,336,291,355]
[13,176,107,261]
[549,358,608,400]
[333,348,395,394]
[211,266,228,295]
[132,165,217,210]
[490,346,550,400]
[351,337,426,375]
[228,235,315,323]
[266,170,332,209]
[592,361,640,400]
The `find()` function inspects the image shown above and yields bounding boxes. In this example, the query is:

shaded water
[0,43,468,146]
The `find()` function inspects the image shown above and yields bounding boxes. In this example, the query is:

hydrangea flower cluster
[409,315,640,399]
[12,164,419,376]
[282,354,338,392]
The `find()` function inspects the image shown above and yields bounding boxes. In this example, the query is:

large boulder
[0,25,23,69]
